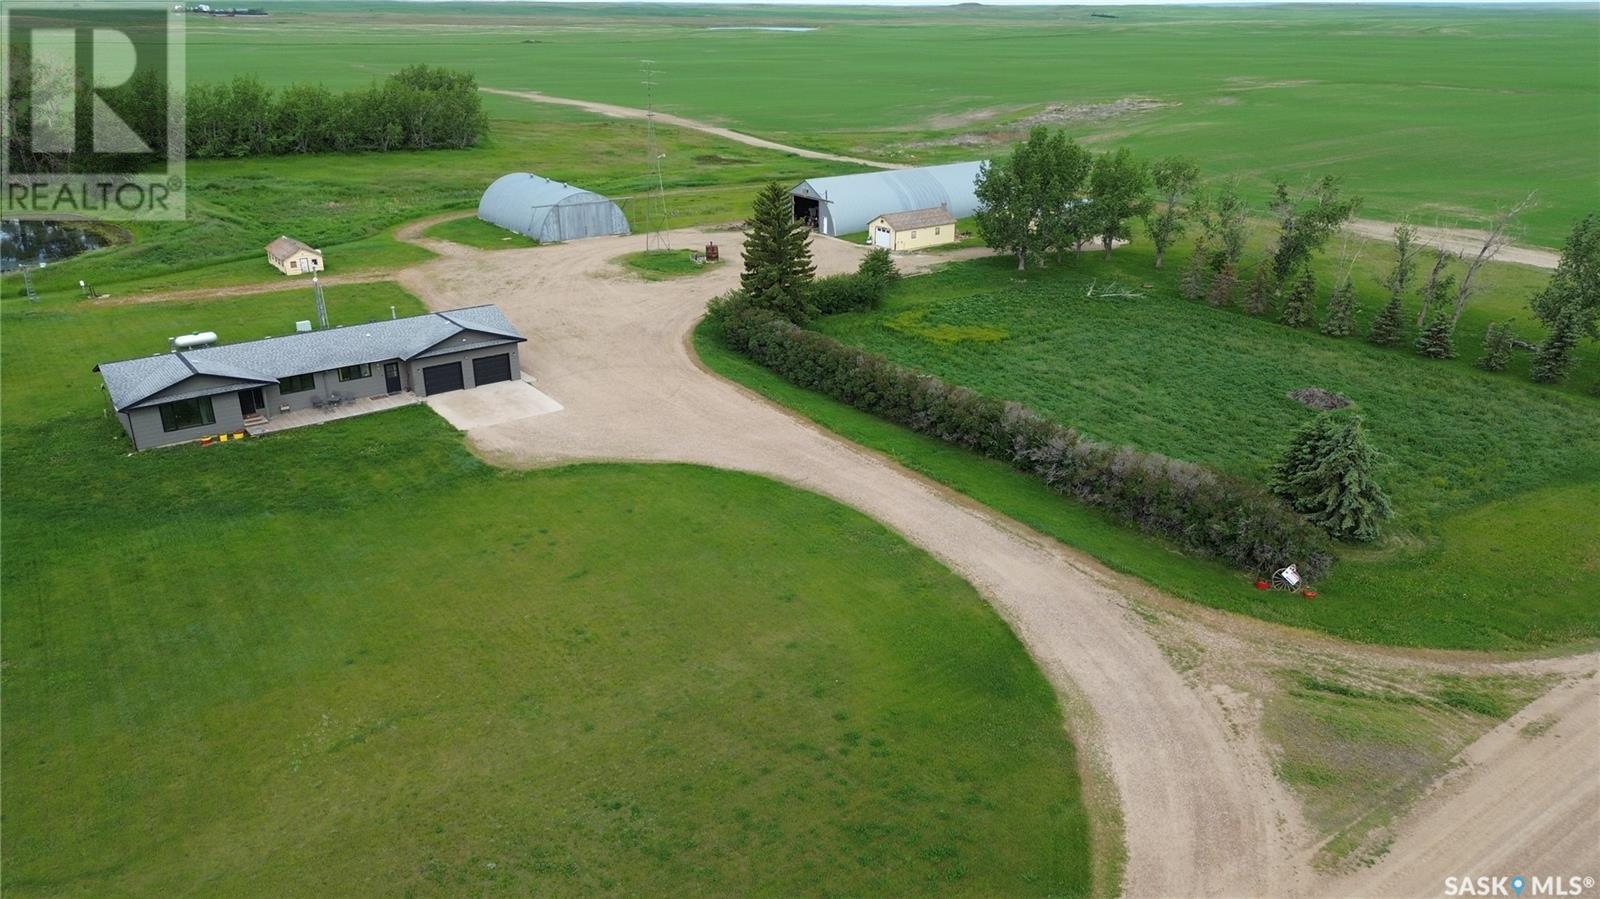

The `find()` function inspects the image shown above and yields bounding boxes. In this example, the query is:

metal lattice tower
[313,275,329,329]
[641,60,671,251]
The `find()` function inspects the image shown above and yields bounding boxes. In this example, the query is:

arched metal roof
[478,172,630,242]
[791,161,987,236]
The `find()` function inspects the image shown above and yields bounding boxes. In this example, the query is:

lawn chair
[1271,564,1303,592]
[311,396,325,412]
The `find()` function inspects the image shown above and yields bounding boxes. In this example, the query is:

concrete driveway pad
[427,378,563,431]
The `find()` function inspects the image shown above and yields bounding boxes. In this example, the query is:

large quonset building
[478,173,630,242]
[790,161,986,237]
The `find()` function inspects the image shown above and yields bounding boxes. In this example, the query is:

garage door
[422,361,464,395]
[472,353,513,386]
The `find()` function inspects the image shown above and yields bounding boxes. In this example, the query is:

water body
[0,219,113,272]
[703,26,819,31]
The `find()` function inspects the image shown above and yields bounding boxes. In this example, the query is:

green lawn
[423,215,541,250]
[1,286,1096,896]
[183,3,1600,246]
[695,241,1600,650]
[619,248,723,280]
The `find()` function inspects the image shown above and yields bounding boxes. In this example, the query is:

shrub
[1477,320,1516,371]
[810,250,902,316]
[1242,263,1275,316]
[721,306,1333,577]
[1206,261,1238,308]
[1368,296,1406,347]
[1414,315,1457,359]
[1321,279,1356,337]
[1531,310,1580,383]
[1270,413,1392,543]
[1279,267,1317,329]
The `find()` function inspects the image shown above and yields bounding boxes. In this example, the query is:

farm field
[0,286,1093,896]
[698,237,1600,650]
[182,2,1600,246]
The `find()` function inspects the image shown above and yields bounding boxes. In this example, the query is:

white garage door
[872,227,893,249]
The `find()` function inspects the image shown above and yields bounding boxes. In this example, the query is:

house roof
[95,304,525,412]
[876,206,957,230]
[266,235,318,262]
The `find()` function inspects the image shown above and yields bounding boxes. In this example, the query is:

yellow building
[265,235,324,276]
[867,207,958,252]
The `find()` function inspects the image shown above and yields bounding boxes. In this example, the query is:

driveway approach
[397,228,1307,897]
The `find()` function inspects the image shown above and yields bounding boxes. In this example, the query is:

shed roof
[96,305,524,412]
[266,235,318,262]
[477,172,630,242]
[792,161,986,236]
[876,206,957,230]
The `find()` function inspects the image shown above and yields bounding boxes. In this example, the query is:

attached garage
[422,361,464,396]
[472,353,513,386]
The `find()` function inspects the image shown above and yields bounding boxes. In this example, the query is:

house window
[911,230,917,239]
[279,372,316,394]
[158,396,216,433]
[337,364,371,382]
[935,227,941,235]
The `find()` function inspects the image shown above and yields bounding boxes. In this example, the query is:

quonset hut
[790,161,986,237]
[477,173,630,242]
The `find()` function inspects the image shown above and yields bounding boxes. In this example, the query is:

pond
[1,219,117,272]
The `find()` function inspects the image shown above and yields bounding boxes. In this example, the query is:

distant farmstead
[478,173,630,243]
[266,236,323,276]
[868,206,958,252]
[791,161,985,237]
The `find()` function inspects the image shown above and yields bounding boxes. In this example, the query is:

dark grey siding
[408,344,522,397]
[125,393,249,450]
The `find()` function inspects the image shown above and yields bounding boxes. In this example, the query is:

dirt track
[388,226,1598,896]
[396,229,1309,897]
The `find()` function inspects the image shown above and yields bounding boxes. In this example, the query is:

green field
[181,2,1600,246]
[697,235,1600,650]
[0,287,1095,895]
[423,214,541,249]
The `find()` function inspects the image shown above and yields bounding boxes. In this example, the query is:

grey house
[95,305,526,450]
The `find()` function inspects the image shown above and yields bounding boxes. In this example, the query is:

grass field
[181,3,1600,246]
[423,215,541,249]
[0,286,1096,896]
[620,248,723,280]
[695,237,1600,650]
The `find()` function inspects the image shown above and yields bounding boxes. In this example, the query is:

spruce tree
[1206,260,1238,308]
[741,181,816,323]
[1270,413,1393,543]
[1476,320,1515,372]
[1242,263,1275,316]
[1321,278,1355,337]
[1368,296,1405,347]
[1180,243,1208,301]
[1532,310,1580,383]
[1414,315,1457,359]
[1279,267,1317,328]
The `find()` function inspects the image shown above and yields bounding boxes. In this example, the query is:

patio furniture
[311,396,325,411]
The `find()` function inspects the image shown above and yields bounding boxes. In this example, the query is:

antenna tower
[641,60,671,251]
[313,275,329,329]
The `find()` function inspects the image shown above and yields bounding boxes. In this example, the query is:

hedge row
[719,305,1333,578]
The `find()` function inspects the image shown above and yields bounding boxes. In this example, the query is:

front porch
[244,392,421,436]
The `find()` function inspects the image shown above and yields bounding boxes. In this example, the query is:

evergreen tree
[1279,267,1317,328]
[857,247,900,292]
[1530,214,1600,341]
[1321,278,1356,337]
[1531,309,1580,383]
[1206,260,1237,307]
[1180,243,1209,301]
[1270,414,1393,542]
[1477,320,1515,372]
[1368,296,1406,347]
[740,182,816,323]
[1414,315,1457,359]
[1242,263,1275,316]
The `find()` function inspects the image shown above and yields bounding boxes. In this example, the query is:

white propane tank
[172,331,218,350]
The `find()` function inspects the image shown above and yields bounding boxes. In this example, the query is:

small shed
[266,235,323,276]
[868,206,958,252]
[478,173,630,243]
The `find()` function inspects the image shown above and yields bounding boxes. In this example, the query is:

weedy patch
[885,308,1008,344]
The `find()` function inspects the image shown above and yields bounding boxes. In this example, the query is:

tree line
[976,127,1598,389]
[4,62,487,172]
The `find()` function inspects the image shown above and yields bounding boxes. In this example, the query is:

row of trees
[3,61,486,172]
[186,66,487,158]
